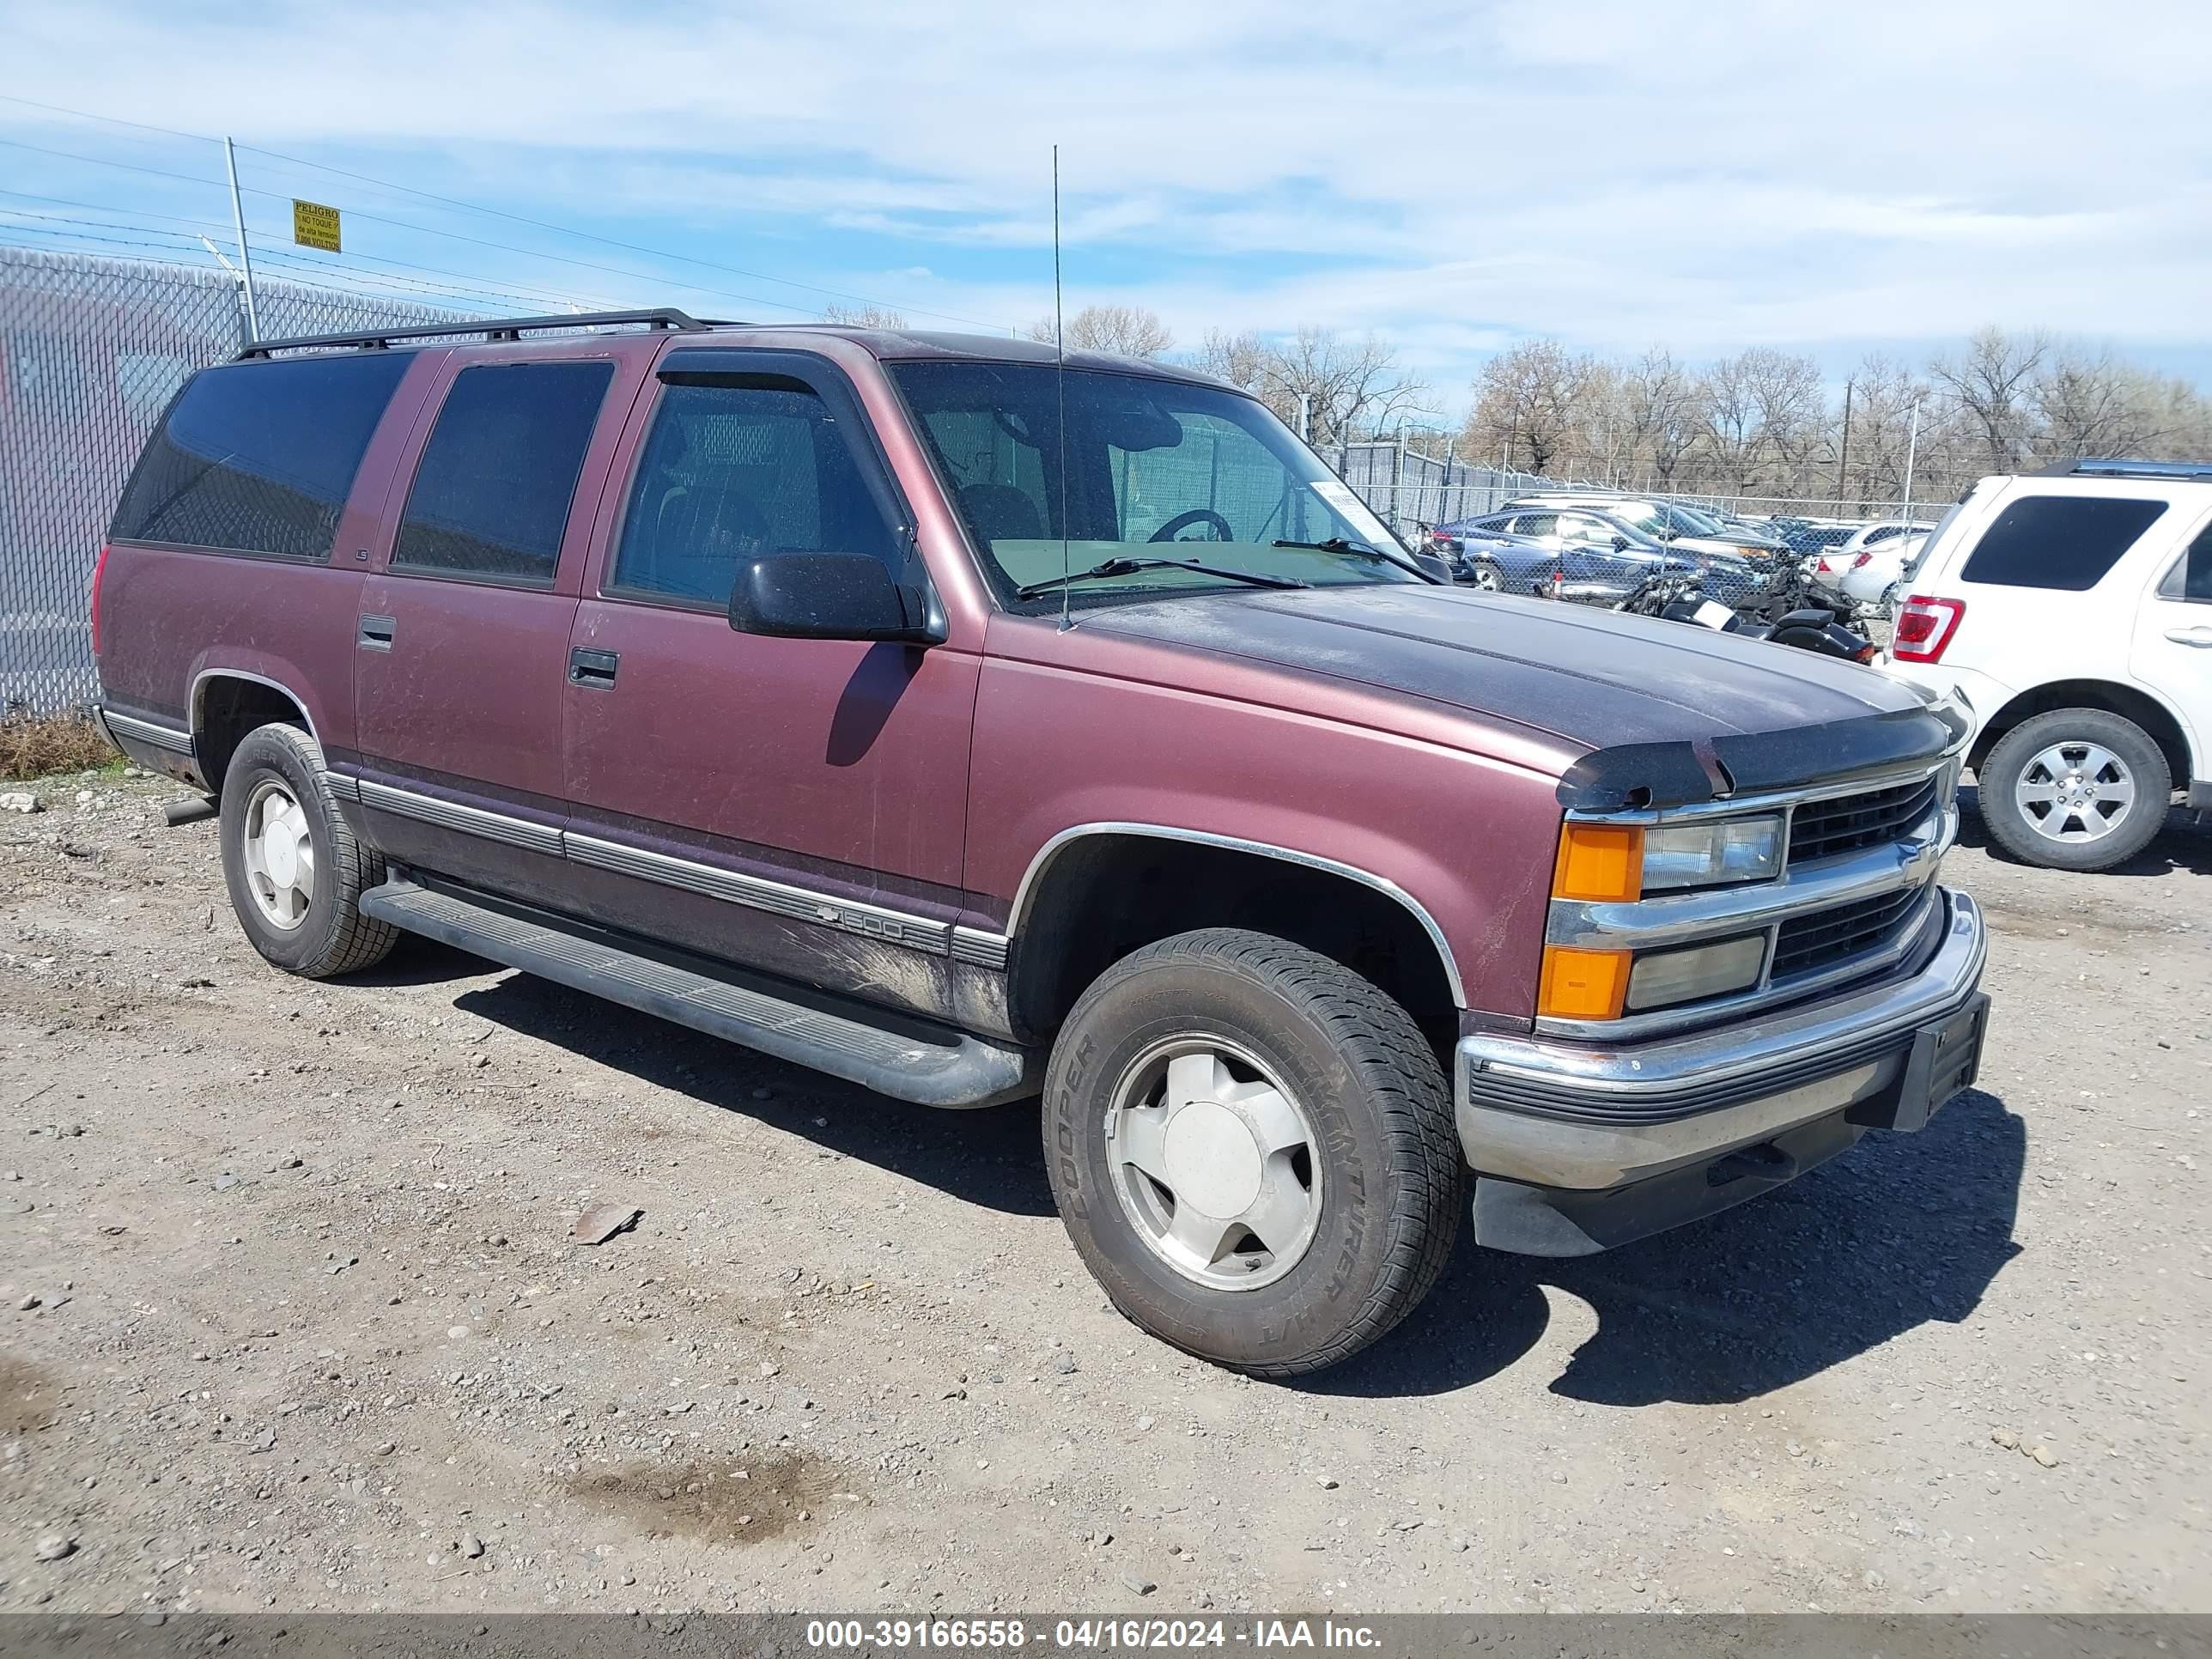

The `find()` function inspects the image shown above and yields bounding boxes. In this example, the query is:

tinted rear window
[109,353,411,559]
[393,360,614,583]
[1960,495,2166,591]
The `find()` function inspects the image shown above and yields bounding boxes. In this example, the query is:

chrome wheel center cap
[1163,1101,1263,1218]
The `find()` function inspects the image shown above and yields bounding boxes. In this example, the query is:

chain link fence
[0,246,469,714]
[1334,441,1557,533]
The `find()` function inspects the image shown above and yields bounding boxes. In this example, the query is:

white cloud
[3,0,2207,397]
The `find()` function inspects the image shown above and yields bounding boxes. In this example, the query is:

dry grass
[0,712,121,781]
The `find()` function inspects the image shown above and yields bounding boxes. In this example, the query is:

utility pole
[223,137,260,343]
[1900,396,1922,527]
[1832,378,1854,513]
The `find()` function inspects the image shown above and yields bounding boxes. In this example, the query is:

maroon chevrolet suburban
[91,308,1989,1376]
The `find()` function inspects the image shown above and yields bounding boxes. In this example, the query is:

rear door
[2130,513,2212,778]
[350,338,651,902]
[559,346,979,1017]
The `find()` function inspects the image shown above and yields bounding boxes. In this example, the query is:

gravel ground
[1,769,2207,1617]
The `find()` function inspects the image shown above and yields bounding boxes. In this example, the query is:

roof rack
[235,307,720,361]
[2035,459,2212,482]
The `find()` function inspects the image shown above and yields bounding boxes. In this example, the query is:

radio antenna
[1053,143,1073,633]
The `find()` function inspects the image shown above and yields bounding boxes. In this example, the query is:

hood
[1079,585,1954,809]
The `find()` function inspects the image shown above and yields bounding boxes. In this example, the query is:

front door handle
[2166,626,2212,647]
[568,647,620,689]
[359,615,395,652]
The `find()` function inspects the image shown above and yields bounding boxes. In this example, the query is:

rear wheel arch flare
[191,671,317,796]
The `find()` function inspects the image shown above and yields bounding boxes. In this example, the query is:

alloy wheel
[1105,1036,1323,1291]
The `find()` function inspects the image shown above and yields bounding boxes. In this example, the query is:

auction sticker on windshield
[1309,480,1395,547]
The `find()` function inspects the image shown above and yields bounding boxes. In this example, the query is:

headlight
[1641,816,1784,891]
[1626,934,1766,1012]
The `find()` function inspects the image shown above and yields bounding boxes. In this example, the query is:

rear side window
[1960,495,2166,591]
[2159,523,2212,603]
[110,353,411,559]
[393,360,614,584]
[611,379,902,605]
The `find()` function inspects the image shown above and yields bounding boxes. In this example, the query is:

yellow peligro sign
[291,199,341,253]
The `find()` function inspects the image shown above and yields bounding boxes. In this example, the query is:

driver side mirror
[1611,534,1630,550]
[727,552,942,646]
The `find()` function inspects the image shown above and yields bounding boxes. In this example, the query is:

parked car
[1885,460,2212,871]
[92,307,1990,1377]
[1769,519,1861,557]
[1814,531,1926,610]
[1506,493,1786,565]
[1430,507,1692,601]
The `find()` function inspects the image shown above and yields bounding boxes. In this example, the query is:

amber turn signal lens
[1539,945,1631,1020]
[1552,823,1644,902]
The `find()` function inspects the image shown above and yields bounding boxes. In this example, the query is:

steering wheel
[1148,508,1235,544]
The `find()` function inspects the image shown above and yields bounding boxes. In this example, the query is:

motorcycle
[1614,570,1880,664]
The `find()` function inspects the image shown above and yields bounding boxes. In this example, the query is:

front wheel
[1042,928,1462,1378]
[1978,708,2171,872]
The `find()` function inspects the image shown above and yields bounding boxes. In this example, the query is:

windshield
[890,361,1420,609]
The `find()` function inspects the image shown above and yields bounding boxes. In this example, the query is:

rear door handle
[359,615,395,652]
[568,647,620,689]
[2166,626,2212,647]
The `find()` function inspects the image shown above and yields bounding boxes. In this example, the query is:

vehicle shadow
[375,936,2027,1402]
[399,939,1059,1218]
[1957,781,2212,876]
[1300,1085,2026,1404]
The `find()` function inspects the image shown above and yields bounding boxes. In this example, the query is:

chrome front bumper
[1454,888,1987,1194]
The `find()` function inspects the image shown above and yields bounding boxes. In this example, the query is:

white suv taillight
[1892,593,1966,662]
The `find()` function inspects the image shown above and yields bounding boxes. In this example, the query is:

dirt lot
[2,769,2208,1617]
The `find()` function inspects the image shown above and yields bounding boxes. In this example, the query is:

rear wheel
[1978,708,2170,872]
[219,722,398,976]
[1462,558,1503,592]
[1042,927,1462,1378]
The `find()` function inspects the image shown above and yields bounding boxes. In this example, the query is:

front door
[561,347,978,1016]
[352,341,646,904]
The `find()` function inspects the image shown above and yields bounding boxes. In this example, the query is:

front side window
[111,351,412,560]
[611,377,902,604]
[1960,495,2167,592]
[890,361,1418,609]
[2158,523,2212,603]
[393,360,614,583]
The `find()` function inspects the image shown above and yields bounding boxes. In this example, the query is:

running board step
[360,878,1036,1109]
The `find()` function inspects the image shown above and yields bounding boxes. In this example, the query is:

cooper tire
[218,722,398,978]
[1978,708,2170,872]
[1042,927,1461,1378]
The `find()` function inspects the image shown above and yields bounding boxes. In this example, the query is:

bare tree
[1461,338,1595,476]
[1253,327,1428,448]
[1026,304,1175,359]
[1930,326,2051,473]
[1617,349,1700,487]
[1198,328,1271,393]
[821,303,907,329]
[2033,348,2166,461]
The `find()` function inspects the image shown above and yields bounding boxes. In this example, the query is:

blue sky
[3,0,2209,416]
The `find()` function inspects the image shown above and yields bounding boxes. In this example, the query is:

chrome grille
[1771,886,1927,981]
[1788,776,1940,864]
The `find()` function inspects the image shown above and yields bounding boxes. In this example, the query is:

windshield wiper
[1271,537,1437,583]
[1014,556,1309,600]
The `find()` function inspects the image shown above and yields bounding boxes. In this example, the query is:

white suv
[1885,460,2212,871]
